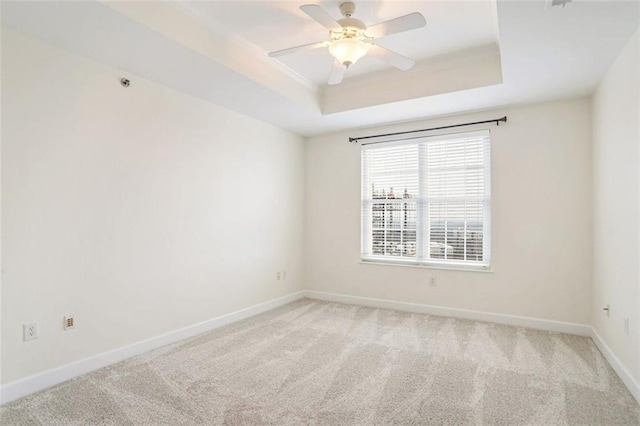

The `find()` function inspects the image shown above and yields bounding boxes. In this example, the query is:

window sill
[359,259,493,273]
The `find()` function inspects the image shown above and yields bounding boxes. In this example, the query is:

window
[361,130,491,269]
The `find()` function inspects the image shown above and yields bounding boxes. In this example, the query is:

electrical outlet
[429,277,437,287]
[276,272,281,280]
[23,323,39,341]
[64,316,75,330]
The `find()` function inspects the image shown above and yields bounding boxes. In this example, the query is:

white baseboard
[0,291,306,406]
[6,290,638,408]
[590,327,640,404]
[303,290,591,336]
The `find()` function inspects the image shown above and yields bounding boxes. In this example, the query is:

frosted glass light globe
[329,38,369,67]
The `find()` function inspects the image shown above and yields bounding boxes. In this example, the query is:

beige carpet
[2,298,639,425]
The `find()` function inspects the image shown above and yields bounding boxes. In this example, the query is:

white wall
[592,28,640,384]
[306,98,592,324]
[1,29,305,384]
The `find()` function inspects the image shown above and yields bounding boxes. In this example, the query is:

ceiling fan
[268,2,426,85]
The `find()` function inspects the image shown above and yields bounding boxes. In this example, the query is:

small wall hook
[120,78,130,88]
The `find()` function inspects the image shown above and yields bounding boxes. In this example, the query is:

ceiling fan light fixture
[329,38,369,67]
[269,2,426,84]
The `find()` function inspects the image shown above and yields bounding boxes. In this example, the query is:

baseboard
[0,290,306,406]
[303,290,591,336]
[8,290,637,407]
[590,327,640,404]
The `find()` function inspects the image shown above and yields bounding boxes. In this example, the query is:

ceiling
[174,1,499,86]
[2,1,639,136]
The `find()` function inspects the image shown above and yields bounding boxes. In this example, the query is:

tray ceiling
[2,1,638,136]
[175,1,499,86]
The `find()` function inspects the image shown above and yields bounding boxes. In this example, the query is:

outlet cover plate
[64,316,75,330]
[23,322,39,341]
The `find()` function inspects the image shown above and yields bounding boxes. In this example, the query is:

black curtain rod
[349,116,507,144]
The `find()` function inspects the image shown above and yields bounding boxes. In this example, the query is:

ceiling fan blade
[268,41,326,58]
[367,44,415,71]
[328,59,346,85]
[300,4,342,31]
[366,12,426,38]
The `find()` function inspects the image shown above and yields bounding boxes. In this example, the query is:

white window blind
[361,130,491,269]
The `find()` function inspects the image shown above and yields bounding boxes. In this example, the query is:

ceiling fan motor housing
[332,18,367,41]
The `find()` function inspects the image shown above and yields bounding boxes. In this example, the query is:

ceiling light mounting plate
[339,2,356,18]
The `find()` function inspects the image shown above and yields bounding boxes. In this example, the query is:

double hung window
[361,130,491,269]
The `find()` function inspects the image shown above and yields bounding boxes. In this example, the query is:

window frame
[360,130,491,271]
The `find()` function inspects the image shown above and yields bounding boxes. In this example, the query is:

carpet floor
[2,298,639,425]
